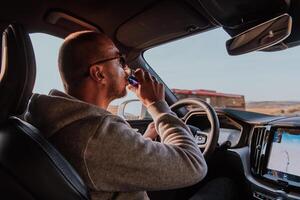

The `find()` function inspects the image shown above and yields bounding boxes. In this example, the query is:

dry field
[246,101,300,116]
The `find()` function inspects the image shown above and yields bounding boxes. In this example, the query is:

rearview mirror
[226,14,292,56]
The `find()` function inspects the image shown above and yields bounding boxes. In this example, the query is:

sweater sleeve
[84,101,207,192]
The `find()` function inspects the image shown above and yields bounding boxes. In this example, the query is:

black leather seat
[0,24,90,200]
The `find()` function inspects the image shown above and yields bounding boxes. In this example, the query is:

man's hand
[127,68,165,107]
[143,122,158,140]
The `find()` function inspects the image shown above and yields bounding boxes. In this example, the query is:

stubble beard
[117,87,127,99]
[109,83,127,101]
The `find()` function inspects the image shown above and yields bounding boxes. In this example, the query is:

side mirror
[117,99,152,120]
[226,13,292,56]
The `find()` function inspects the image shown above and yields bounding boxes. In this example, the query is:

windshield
[144,28,300,116]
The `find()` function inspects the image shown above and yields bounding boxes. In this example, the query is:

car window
[144,28,300,116]
[30,33,64,94]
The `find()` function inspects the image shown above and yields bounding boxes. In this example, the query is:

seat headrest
[0,24,36,123]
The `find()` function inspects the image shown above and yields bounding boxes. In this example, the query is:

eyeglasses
[90,53,126,69]
[83,53,127,77]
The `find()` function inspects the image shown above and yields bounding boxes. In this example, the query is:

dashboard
[130,107,300,199]
[185,108,300,200]
[218,128,241,146]
[185,109,244,148]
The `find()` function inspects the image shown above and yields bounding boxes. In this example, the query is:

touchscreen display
[266,128,300,186]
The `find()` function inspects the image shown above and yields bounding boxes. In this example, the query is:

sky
[30,27,300,103]
[144,28,300,102]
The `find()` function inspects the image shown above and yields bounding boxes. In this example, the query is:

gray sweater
[24,90,207,200]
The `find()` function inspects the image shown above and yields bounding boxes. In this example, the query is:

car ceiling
[0,0,300,53]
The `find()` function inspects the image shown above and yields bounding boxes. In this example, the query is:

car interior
[0,0,300,200]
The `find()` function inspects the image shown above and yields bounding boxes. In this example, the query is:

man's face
[94,40,129,100]
[102,55,128,100]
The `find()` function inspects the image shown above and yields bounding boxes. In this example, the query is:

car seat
[0,24,90,200]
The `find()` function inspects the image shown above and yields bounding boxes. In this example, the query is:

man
[25,31,207,200]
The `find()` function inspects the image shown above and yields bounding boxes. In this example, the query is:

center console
[249,125,300,199]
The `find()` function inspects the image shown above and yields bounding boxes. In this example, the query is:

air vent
[250,126,270,175]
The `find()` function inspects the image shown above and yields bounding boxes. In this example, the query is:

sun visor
[45,10,101,34]
[116,0,211,49]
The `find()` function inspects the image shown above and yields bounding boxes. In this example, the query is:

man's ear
[89,65,105,83]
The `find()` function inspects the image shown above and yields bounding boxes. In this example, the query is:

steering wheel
[170,98,220,158]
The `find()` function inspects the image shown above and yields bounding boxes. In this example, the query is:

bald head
[58,31,116,90]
